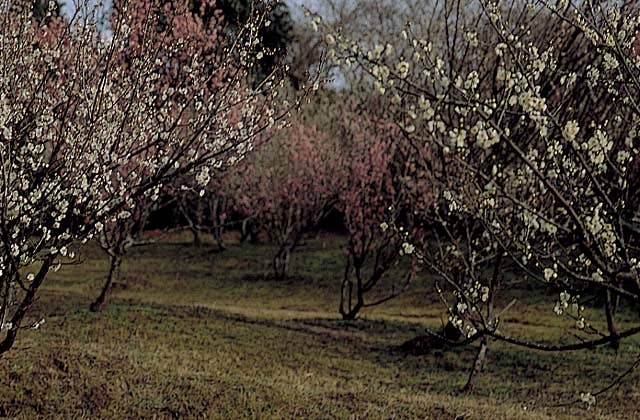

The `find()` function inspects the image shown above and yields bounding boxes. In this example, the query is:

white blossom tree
[0,0,293,354]
[322,0,640,394]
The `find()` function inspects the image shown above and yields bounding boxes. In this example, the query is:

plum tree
[231,114,344,279]
[0,0,288,354]
[322,0,640,395]
[336,106,429,319]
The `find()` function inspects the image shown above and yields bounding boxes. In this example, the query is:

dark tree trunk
[0,258,52,356]
[462,252,502,390]
[339,259,364,320]
[212,197,226,252]
[213,227,225,252]
[191,228,202,246]
[177,198,202,246]
[90,254,122,312]
[339,300,363,321]
[462,336,489,392]
[273,245,291,279]
[241,219,259,244]
[605,289,620,350]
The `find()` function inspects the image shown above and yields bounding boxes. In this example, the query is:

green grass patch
[0,233,638,418]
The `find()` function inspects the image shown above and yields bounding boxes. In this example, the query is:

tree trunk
[273,246,291,279]
[90,254,122,312]
[462,336,489,392]
[462,252,501,390]
[339,259,364,320]
[177,198,202,246]
[339,300,363,320]
[605,290,620,350]
[191,227,202,246]
[241,219,259,244]
[212,197,225,252]
[0,258,52,356]
[213,227,225,252]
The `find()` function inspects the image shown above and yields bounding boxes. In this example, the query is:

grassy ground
[1,232,639,418]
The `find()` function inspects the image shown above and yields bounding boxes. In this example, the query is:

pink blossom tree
[232,117,344,278]
[337,108,430,319]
